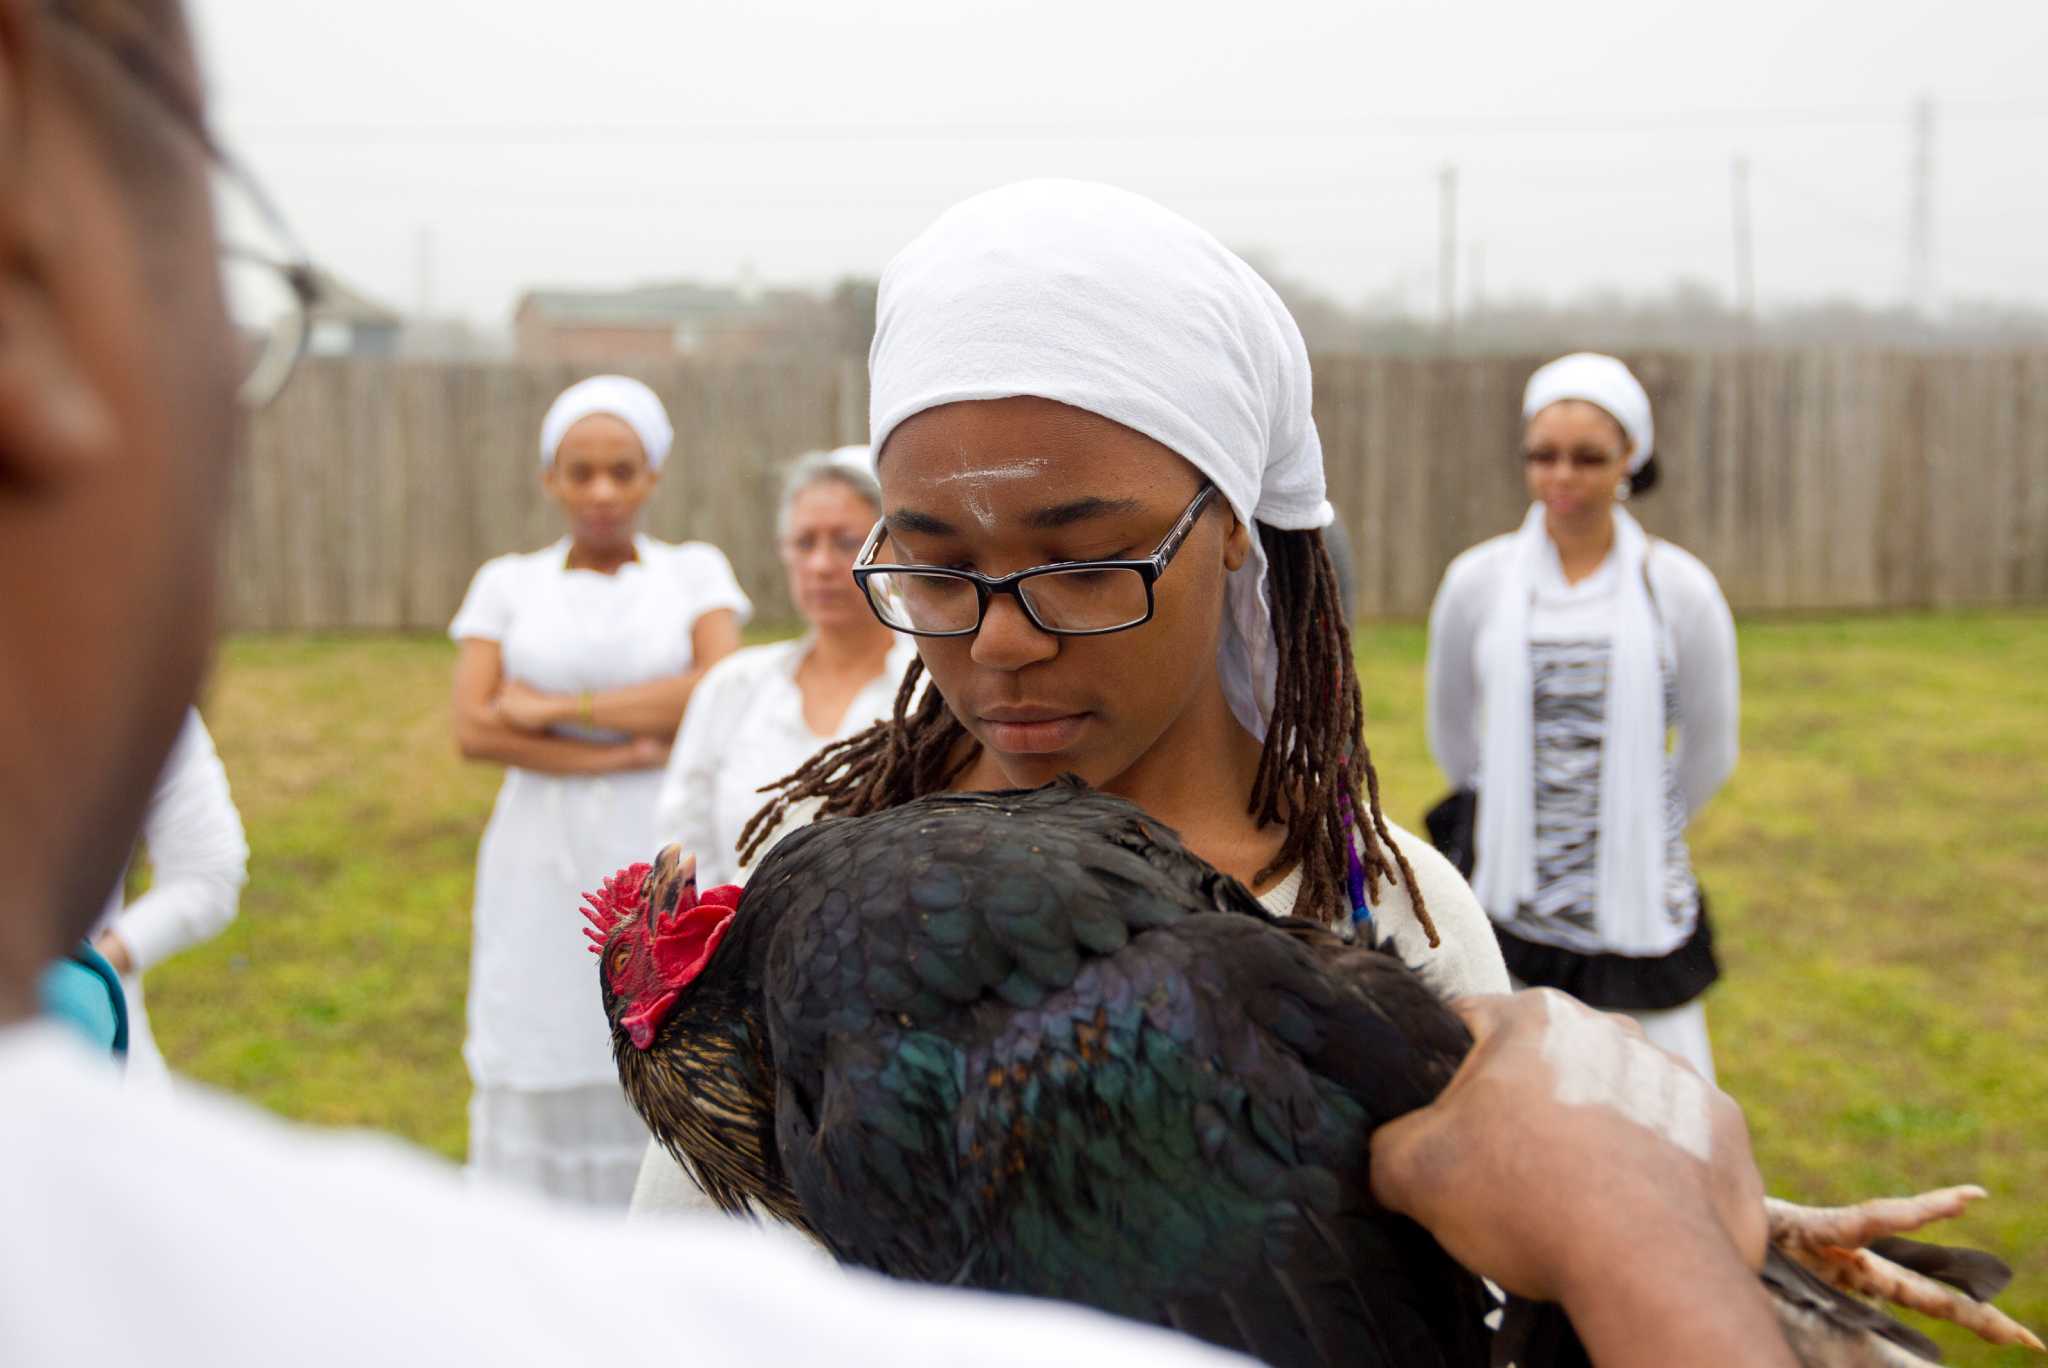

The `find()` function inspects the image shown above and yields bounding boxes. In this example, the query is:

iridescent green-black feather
[749,780,1495,1368]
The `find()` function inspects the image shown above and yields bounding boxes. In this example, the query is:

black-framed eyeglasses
[47,0,321,409]
[853,483,1221,638]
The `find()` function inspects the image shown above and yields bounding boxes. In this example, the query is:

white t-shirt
[92,710,249,1083]
[652,636,918,886]
[449,535,752,1090]
[0,1024,1245,1367]
[1260,819,1510,1000]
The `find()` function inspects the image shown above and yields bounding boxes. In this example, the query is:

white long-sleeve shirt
[2,1024,1245,1368]
[92,710,249,1081]
[1426,532,1739,820]
[652,636,916,886]
[96,710,248,973]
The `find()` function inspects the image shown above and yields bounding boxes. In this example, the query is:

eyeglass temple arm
[1152,483,1221,565]
[854,519,890,568]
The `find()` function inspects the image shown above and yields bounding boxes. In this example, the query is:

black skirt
[1493,887,1720,1012]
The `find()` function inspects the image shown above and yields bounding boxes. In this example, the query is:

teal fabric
[38,943,128,1057]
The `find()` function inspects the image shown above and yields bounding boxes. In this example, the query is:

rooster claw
[1767,1187,2044,1352]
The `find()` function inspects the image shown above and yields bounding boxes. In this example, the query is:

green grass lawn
[150,613,2046,1363]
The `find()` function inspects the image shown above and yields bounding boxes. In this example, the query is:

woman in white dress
[653,447,915,887]
[1425,353,1739,1078]
[90,708,249,1086]
[451,375,749,1206]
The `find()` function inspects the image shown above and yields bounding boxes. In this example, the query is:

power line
[230,100,2048,147]
[1749,167,1899,245]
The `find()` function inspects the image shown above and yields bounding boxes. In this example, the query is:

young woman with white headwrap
[630,178,1507,1221]
[450,374,750,1205]
[605,200,1810,1368]
[756,181,1506,982]
[1425,354,1739,1076]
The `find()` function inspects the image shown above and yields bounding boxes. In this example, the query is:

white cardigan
[1426,532,1739,821]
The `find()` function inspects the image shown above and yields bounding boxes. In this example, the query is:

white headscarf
[539,375,675,471]
[866,179,1332,741]
[1474,353,1672,957]
[1522,352,1654,474]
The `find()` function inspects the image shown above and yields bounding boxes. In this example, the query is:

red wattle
[622,988,681,1050]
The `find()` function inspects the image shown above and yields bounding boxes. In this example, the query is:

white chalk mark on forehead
[928,455,1056,532]
[1539,991,1712,1163]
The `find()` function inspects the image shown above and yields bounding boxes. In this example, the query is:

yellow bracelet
[579,691,595,726]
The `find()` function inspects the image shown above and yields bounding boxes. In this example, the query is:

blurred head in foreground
[0,0,241,1017]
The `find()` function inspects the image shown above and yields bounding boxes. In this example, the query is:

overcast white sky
[189,0,2048,326]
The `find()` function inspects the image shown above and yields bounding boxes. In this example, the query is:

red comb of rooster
[591,853,746,1051]
[582,861,651,954]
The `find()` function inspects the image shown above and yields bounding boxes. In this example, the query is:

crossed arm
[451,610,742,776]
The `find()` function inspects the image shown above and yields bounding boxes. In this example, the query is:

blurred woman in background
[653,446,913,887]
[1425,353,1738,1077]
[90,708,249,1087]
[450,374,748,1206]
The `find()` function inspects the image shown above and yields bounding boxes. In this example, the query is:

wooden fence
[222,351,2048,630]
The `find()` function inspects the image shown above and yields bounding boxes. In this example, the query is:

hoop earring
[1615,480,1632,503]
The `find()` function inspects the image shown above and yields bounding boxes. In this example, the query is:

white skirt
[467,1081,651,1210]
[1626,999,1715,1084]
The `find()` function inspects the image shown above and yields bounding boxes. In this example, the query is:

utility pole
[1438,164,1457,343]
[414,225,436,321]
[1731,156,1755,327]
[1908,95,1934,317]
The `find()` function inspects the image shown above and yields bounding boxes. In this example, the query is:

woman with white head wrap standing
[1425,353,1739,1076]
[450,374,750,1206]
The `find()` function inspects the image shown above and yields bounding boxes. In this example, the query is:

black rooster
[592,779,1494,1365]
[586,780,2038,1368]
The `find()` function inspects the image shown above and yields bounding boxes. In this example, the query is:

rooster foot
[1767,1186,2043,1352]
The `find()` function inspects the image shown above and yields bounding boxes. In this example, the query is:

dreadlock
[737,523,1435,945]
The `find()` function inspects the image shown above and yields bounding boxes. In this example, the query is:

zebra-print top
[1491,636,1701,955]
